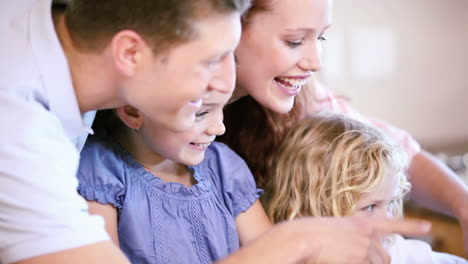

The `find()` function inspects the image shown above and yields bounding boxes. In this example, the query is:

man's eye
[207,59,221,67]
[205,55,227,68]
[195,110,209,118]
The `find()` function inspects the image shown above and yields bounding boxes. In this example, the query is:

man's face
[125,11,241,132]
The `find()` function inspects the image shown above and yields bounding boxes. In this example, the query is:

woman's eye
[286,40,303,48]
[195,110,209,118]
[318,36,327,42]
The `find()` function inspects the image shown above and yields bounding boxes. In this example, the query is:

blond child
[264,113,466,263]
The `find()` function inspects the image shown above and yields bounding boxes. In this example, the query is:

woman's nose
[298,42,323,72]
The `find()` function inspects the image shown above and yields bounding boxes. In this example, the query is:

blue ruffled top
[77,136,262,264]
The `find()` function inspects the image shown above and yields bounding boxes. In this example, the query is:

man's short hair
[65,0,251,54]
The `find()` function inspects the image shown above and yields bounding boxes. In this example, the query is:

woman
[221,0,468,256]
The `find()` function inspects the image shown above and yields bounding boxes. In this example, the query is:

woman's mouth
[274,77,308,96]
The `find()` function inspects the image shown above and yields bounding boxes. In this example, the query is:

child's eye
[195,110,209,118]
[362,204,376,212]
[285,40,303,48]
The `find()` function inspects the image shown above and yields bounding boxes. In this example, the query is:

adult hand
[217,216,430,264]
[294,216,431,264]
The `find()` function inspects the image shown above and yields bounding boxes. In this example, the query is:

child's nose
[207,116,226,136]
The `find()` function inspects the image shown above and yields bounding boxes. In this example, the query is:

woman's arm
[87,201,120,247]
[235,200,272,245]
[408,150,468,255]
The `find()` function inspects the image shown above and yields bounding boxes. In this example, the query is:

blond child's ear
[115,105,143,131]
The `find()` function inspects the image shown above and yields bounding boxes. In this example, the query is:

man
[0,0,248,262]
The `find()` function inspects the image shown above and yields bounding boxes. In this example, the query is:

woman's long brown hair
[219,93,305,187]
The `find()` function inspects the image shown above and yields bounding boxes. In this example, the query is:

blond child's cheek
[382,233,397,252]
[351,209,371,218]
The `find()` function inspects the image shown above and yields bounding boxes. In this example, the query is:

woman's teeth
[276,77,308,90]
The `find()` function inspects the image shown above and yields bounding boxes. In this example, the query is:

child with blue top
[77,89,271,264]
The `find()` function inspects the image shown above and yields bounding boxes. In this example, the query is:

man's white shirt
[0,1,109,263]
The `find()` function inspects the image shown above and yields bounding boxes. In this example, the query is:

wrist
[453,188,468,221]
[284,218,323,263]
[457,204,468,224]
[276,221,310,262]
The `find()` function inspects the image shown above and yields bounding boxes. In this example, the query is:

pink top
[311,81,421,159]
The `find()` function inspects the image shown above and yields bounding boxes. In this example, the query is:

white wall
[320,0,468,150]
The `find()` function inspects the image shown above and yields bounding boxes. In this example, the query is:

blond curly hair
[263,113,411,223]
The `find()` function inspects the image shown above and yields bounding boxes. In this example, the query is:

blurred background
[319,0,468,258]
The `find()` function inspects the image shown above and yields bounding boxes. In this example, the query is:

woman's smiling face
[234,0,332,113]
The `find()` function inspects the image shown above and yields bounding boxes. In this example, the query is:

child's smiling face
[137,90,232,166]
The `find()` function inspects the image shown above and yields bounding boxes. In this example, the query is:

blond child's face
[353,172,401,218]
[138,90,231,166]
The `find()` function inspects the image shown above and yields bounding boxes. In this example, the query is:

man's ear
[110,30,151,77]
[115,105,144,130]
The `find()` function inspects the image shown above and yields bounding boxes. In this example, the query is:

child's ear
[116,105,144,130]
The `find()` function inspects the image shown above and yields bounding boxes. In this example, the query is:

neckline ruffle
[113,141,211,198]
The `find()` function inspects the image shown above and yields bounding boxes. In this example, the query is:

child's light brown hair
[263,113,411,223]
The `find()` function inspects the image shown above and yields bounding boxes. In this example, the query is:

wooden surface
[404,202,467,259]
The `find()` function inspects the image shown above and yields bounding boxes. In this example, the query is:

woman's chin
[267,98,295,114]
[251,92,296,114]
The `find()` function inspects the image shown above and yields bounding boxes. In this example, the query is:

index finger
[369,217,431,237]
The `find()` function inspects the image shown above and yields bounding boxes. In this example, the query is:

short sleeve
[0,93,109,263]
[202,142,263,217]
[312,83,421,160]
[77,137,127,209]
